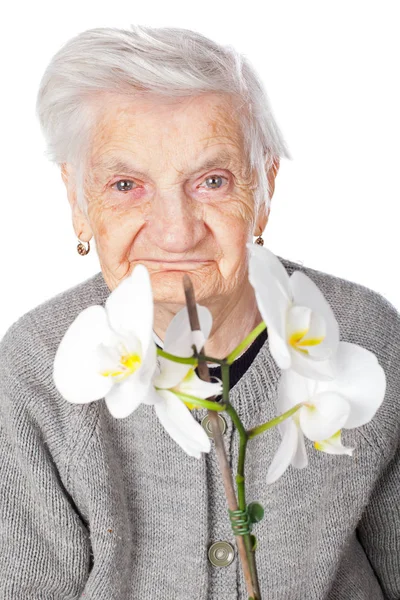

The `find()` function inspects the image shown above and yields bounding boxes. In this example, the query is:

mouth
[139,259,212,270]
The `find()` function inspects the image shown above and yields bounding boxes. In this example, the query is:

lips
[144,259,209,262]
[138,259,211,270]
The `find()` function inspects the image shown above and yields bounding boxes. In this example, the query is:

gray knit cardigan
[0,256,399,600]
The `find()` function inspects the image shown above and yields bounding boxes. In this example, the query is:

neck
[153,279,263,361]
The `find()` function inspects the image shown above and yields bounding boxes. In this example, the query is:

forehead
[89,92,246,166]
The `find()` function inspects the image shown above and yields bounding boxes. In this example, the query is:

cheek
[96,218,108,241]
[235,198,256,226]
[211,222,250,281]
[93,211,142,256]
[205,192,254,233]
[208,206,251,249]
[218,226,248,254]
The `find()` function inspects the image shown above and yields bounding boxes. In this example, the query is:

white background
[1,0,399,339]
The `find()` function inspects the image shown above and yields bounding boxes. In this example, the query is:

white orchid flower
[247,243,340,380]
[53,264,157,419]
[53,262,221,459]
[266,341,386,484]
[150,304,223,458]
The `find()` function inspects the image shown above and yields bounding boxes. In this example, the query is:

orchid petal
[277,368,314,414]
[104,372,153,419]
[266,418,299,484]
[314,429,355,456]
[312,342,387,429]
[137,338,158,385]
[276,415,308,469]
[289,345,337,380]
[96,330,142,375]
[153,358,189,390]
[299,392,351,441]
[287,305,329,360]
[286,305,312,344]
[155,304,212,388]
[289,271,340,357]
[250,279,291,342]
[53,305,114,403]
[105,264,153,354]
[276,371,311,471]
[291,428,309,469]
[268,327,292,370]
[173,368,222,399]
[141,382,163,406]
[164,304,212,354]
[247,243,292,301]
[302,312,330,359]
[247,245,292,341]
[154,389,211,458]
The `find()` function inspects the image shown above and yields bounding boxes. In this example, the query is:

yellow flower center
[101,352,142,382]
[314,429,341,451]
[172,367,197,410]
[288,328,325,355]
[183,401,196,410]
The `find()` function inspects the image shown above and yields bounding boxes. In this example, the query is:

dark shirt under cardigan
[156,325,269,396]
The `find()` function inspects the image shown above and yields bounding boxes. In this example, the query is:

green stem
[197,354,226,365]
[226,321,267,364]
[171,390,226,412]
[247,403,303,439]
[222,364,261,598]
[156,347,226,366]
[156,348,197,365]
[225,401,248,509]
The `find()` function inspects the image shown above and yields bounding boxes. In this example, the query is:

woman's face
[64,92,272,307]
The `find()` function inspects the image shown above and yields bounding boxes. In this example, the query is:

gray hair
[35,24,292,221]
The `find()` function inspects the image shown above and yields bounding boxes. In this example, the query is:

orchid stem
[156,347,226,366]
[182,274,259,600]
[198,354,226,365]
[171,391,226,412]
[221,368,252,505]
[222,364,262,600]
[226,321,267,364]
[247,403,303,439]
[156,348,196,364]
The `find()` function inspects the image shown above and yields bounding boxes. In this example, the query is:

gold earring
[77,238,90,256]
[254,235,264,246]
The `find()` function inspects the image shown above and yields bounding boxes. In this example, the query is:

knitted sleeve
[357,439,400,600]
[356,298,400,600]
[0,316,91,599]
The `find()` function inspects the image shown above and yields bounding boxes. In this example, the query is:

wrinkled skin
[61,92,279,359]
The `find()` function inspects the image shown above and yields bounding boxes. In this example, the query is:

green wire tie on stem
[228,507,252,536]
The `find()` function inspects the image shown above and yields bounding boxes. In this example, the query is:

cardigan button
[201,414,227,438]
[208,541,235,567]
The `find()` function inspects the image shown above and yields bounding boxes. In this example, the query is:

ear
[254,157,280,235]
[254,202,269,236]
[267,156,280,198]
[60,163,93,241]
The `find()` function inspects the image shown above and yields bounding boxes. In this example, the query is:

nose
[145,187,206,254]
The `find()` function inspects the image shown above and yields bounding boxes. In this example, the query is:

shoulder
[279,255,400,460]
[1,271,110,357]
[279,255,399,347]
[0,272,107,456]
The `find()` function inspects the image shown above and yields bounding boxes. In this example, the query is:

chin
[151,275,186,296]
[151,274,206,304]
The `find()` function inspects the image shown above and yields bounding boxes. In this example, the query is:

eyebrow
[95,149,241,177]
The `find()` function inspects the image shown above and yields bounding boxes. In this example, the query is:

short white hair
[35,24,292,221]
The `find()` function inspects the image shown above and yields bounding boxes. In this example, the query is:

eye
[111,179,138,192]
[199,174,228,190]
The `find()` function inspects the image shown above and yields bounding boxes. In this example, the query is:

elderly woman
[0,25,399,600]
